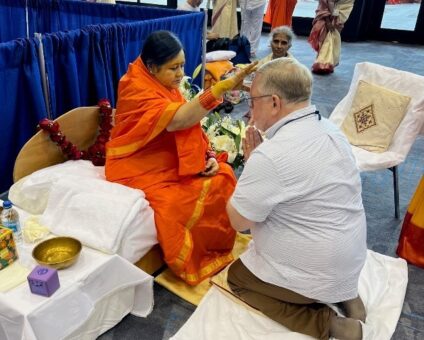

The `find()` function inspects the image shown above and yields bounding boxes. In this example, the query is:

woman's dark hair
[141,31,183,68]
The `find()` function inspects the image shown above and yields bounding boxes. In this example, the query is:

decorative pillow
[341,80,411,153]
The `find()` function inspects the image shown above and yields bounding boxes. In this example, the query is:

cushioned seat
[329,62,424,218]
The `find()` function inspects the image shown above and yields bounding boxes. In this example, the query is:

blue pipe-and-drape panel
[0,39,48,192]
[43,12,204,118]
[27,0,193,35]
[0,0,28,42]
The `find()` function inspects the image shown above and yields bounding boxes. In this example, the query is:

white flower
[179,76,195,101]
[200,116,209,126]
[201,112,246,168]
[206,123,219,138]
[211,134,236,151]
[221,116,240,135]
[211,135,238,163]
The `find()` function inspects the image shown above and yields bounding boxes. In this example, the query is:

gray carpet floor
[98,35,424,339]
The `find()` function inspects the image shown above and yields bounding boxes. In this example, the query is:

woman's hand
[200,158,219,176]
[242,126,263,161]
[211,61,258,98]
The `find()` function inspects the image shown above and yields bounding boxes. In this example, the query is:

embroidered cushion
[341,80,411,153]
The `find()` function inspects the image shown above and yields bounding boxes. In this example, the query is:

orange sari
[106,57,236,285]
[264,0,298,28]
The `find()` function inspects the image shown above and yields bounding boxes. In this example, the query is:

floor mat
[171,250,408,340]
[154,232,251,306]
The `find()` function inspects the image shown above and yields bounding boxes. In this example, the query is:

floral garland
[201,112,246,170]
[38,99,113,166]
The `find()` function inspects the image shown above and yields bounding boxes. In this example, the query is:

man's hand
[200,158,219,176]
[242,125,263,161]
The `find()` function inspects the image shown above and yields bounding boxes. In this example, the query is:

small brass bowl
[32,237,82,270]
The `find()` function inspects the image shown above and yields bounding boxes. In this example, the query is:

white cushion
[206,50,236,62]
[330,62,424,171]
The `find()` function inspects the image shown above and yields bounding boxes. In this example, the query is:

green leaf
[220,126,236,139]
[235,133,241,152]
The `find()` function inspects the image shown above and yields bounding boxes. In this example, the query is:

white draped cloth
[172,250,408,340]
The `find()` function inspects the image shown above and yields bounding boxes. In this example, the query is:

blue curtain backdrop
[0,0,28,42]
[0,0,204,192]
[0,39,48,192]
[43,12,204,117]
[26,0,192,34]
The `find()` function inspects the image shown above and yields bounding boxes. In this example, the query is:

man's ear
[271,94,282,115]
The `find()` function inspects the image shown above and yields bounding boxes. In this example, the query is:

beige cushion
[341,80,411,153]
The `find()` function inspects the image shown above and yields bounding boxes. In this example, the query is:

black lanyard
[281,110,321,128]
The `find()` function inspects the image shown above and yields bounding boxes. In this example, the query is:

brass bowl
[32,237,82,270]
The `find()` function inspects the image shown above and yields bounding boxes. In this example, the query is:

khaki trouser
[227,259,335,340]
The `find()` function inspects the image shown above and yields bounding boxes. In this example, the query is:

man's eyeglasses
[245,94,273,108]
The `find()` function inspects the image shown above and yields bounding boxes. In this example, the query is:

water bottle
[1,200,22,244]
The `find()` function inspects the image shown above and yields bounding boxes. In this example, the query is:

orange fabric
[204,60,234,89]
[397,176,424,269]
[106,57,237,285]
[264,0,298,28]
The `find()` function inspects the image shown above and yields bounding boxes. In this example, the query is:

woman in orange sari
[106,31,256,285]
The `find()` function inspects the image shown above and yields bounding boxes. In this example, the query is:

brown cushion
[341,80,411,152]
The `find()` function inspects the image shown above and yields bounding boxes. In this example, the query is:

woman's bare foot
[330,316,362,340]
[341,296,366,322]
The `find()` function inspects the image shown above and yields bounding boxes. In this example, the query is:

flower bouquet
[201,112,246,170]
[179,76,199,101]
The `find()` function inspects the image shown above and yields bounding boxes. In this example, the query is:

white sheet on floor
[171,250,408,340]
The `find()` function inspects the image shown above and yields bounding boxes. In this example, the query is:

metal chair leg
[390,166,400,219]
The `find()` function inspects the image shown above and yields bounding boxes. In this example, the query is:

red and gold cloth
[106,57,236,285]
[397,176,424,268]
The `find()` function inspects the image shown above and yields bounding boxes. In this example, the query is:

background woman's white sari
[211,0,238,39]
[308,0,355,74]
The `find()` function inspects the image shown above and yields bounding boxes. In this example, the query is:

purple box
[27,265,60,297]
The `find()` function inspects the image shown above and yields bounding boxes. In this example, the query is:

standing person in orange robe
[397,176,424,269]
[264,0,298,28]
[105,31,256,285]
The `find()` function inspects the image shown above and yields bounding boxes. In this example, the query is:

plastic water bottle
[1,200,22,244]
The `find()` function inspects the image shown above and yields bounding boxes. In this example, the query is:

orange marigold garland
[38,99,113,166]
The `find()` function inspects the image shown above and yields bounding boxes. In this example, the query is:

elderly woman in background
[106,31,256,285]
[258,26,296,67]
[308,0,355,74]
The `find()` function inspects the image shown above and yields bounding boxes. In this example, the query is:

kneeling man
[226,58,367,340]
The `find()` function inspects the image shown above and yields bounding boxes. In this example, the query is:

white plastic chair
[329,62,424,218]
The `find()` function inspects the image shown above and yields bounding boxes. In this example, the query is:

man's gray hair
[270,26,295,46]
[255,58,312,104]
